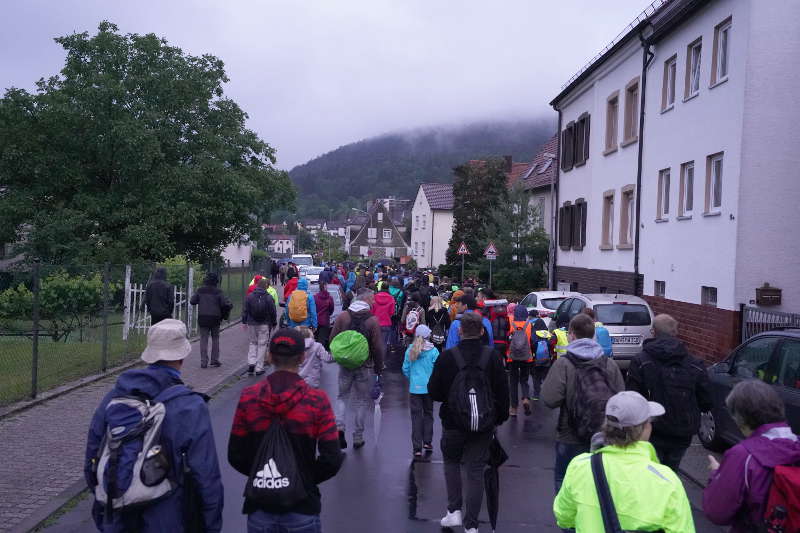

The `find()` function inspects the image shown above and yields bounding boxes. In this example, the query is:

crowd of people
[92,262,800,532]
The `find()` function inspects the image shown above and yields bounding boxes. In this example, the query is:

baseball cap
[605,391,665,429]
[269,328,305,357]
[415,324,432,339]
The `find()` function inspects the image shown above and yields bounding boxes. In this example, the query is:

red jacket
[372,291,395,327]
[283,277,298,300]
[247,274,263,295]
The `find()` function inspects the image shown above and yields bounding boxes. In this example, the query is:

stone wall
[555,265,642,295]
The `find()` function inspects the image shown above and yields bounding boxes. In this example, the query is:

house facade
[551,0,800,360]
[267,234,296,256]
[348,200,410,260]
[411,183,455,269]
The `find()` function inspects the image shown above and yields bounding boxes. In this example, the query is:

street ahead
[44,347,723,532]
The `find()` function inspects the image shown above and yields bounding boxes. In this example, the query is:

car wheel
[698,410,728,452]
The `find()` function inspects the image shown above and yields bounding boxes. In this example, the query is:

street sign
[484,241,498,260]
[457,242,470,255]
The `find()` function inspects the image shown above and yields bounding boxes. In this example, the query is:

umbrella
[372,376,383,445]
[484,434,508,532]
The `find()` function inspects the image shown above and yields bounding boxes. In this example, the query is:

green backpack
[330,311,370,370]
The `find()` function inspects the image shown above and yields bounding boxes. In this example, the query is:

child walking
[296,326,333,388]
[401,325,439,458]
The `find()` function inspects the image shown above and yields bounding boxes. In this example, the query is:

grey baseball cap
[605,391,665,429]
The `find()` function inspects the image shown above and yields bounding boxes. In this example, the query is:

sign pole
[461,254,465,283]
[489,258,493,289]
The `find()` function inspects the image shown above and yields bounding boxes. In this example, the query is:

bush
[161,256,204,288]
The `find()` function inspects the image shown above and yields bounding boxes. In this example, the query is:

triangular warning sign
[484,242,498,257]
[457,242,470,255]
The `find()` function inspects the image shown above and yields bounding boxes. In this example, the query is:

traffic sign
[457,242,470,255]
[484,241,498,260]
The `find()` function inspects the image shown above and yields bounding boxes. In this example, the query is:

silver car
[551,293,655,369]
[520,290,579,327]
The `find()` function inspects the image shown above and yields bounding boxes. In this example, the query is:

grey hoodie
[540,337,625,444]
[298,337,333,388]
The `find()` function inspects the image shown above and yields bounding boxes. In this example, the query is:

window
[359,245,369,257]
[777,340,800,389]
[421,214,426,229]
[368,227,377,239]
[571,199,587,250]
[623,78,639,144]
[377,212,383,222]
[558,202,574,250]
[594,304,652,326]
[657,168,670,220]
[618,185,635,247]
[520,294,537,307]
[605,92,619,153]
[685,38,702,99]
[705,152,724,213]
[662,55,677,110]
[574,113,590,165]
[654,280,666,297]
[701,285,717,307]
[561,122,575,171]
[420,241,425,256]
[731,337,779,381]
[679,161,694,216]
[414,215,419,230]
[601,191,615,249]
[382,229,391,240]
[413,242,418,255]
[712,18,731,85]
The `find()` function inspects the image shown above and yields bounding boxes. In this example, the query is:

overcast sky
[1,1,653,170]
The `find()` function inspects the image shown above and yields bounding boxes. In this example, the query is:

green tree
[0,21,295,264]
[444,158,509,277]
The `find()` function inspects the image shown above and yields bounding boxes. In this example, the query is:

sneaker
[440,510,463,528]
[523,398,532,416]
[413,450,423,459]
[255,369,265,376]
[509,406,518,417]
[247,365,255,376]
[353,439,365,450]
[464,528,478,533]
[338,430,347,449]
[210,361,221,368]
[423,443,433,453]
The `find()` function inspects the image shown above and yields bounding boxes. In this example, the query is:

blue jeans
[247,511,321,533]
[554,441,589,493]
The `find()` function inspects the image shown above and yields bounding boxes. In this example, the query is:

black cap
[269,328,305,356]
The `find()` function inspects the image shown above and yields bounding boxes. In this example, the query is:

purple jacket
[703,422,800,532]
[314,289,335,328]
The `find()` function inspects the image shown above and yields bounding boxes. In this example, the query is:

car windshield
[293,256,313,266]
[541,298,567,310]
[594,304,651,326]
[307,267,324,275]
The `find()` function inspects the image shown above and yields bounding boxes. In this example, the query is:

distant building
[267,234,296,256]
[222,240,253,266]
[410,183,454,269]
[348,200,410,260]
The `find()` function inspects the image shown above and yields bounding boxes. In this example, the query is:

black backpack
[566,354,619,443]
[638,355,703,437]
[447,346,496,433]
[491,314,509,343]
[250,292,270,322]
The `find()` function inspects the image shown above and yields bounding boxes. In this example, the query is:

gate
[123,265,196,340]
[741,306,800,343]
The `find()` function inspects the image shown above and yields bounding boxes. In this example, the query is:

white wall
[411,187,432,267]
[529,189,553,238]
[222,242,253,265]
[431,210,454,268]
[640,0,748,310]
[734,0,800,313]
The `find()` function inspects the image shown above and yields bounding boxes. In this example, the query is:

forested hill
[288,119,554,217]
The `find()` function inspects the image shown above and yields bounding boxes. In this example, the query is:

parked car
[698,328,800,451]
[551,293,655,369]
[520,290,579,327]
[305,266,324,284]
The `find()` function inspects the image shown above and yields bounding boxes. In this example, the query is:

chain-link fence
[0,259,265,407]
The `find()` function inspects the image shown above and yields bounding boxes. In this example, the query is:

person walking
[401,293,427,347]
[243,278,278,376]
[279,262,288,285]
[372,283,396,350]
[85,319,223,532]
[402,325,439,459]
[626,313,713,471]
[144,267,174,324]
[286,277,318,329]
[190,272,233,368]
[507,304,535,417]
[296,326,333,389]
[703,380,800,532]
[528,310,552,402]
[286,262,298,280]
[426,296,451,354]
[228,328,345,533]
[554,391,695,533]
[270,259,279,285]
[488,300,510,358]
[541,313,625,493]
[428,312,509,533]
[444,294,494,350]
[329,288,385,449]
[313,281,335,348]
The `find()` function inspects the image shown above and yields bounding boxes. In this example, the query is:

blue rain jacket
[287,277,318,328]
[444,310,494,349]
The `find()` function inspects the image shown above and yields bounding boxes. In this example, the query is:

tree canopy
[0,21,294,264]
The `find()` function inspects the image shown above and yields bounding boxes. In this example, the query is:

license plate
[612,335,641,345]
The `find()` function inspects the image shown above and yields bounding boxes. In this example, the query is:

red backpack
[764,465,800,532]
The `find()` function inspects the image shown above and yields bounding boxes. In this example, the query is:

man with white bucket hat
[84,319,224,532]
[553,390,695,532]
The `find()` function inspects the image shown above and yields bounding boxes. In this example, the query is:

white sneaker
[440,509,463,527]
[464,529,478,533]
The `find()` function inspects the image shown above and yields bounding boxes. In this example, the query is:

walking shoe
[464,528,478,533]
[440,510,463,528]
[255,369,265,376]
[210,361,221,368]
[247,364,255,376]
[413,450,423,459]
[353,439,365,450]
[201,363,208,369]
[423,443,433,453]
[523,398,532,416]
[338,430,347,449]
[509,406,518,417]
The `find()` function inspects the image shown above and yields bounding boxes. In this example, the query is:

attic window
[538,159,552,174]
[376,212,383,222]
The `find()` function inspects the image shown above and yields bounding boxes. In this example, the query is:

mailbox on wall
[756,283,782,306]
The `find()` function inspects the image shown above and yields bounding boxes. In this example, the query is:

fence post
[101,263,110,372]
[123,265,132,341]
[739,303,747,344]
[187,266,195,337]
[31,262,40,399]
[241,259,246,310]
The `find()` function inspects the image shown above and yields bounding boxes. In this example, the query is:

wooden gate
[123,265,196,339]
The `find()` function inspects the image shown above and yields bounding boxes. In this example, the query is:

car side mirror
[713,361,731,374]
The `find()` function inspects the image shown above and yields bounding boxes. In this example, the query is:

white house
[411,183,454,269]
[519,134,558,241]
[222,241,253,266]
[551,0,800,359]
[267,234,296,256]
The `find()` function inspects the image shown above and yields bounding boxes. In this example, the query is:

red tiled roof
[421,183,454,210]
[506,162,532,187]
[521,134,558,191]
[268,234,296,241]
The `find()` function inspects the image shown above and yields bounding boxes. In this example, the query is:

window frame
[705,152,724,215]
[601,190,615,250]
[662,55,677,111]
[679,161,695,218]
[559,202,574,250]
[575,113,590,166]
[622,77,640,146]
[654,280,666,298]
[561,122,575,171]
[605,92,619,155]
[571,198,587,251]
[656,168,671,221]
[368,227,377,239]
[701,285,718,307]
[421,214,426,230]
[618,185,635,249]
[382,228,392,240]
[711,18,732,87]
[685,38,703,100]
[376,211,383,222]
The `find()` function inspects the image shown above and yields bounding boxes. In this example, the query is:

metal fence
[0,259,263,407]
[741,305,800,343]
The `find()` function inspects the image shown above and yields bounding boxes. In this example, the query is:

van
[291,254,314,267]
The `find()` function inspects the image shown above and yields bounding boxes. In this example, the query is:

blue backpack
[595,324,613,356]
[534,339,551,365]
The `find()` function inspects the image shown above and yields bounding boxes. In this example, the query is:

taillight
[539,310,552,317]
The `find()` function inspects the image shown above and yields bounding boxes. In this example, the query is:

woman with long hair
[401,325,439,458]
[426,296,450,353]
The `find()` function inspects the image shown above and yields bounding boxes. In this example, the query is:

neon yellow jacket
[553,327,569,357]
[553,441,695,533]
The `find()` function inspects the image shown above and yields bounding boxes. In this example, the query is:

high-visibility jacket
[554,441,695,533]
[553,327,569,357]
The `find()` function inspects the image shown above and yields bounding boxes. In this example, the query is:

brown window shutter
[580,201,588,247]
[584,115,590,161]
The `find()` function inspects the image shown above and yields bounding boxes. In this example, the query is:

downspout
[430,210,435,268]
[549,109,562,290]
[634,33,655,296]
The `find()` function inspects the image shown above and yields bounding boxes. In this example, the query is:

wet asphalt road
[43,346,724,532]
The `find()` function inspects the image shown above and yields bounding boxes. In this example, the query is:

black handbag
[590,453,664,533]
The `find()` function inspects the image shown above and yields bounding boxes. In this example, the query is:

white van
[291,254,314,267]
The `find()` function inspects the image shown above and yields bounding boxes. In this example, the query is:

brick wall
[555,266,643,295]
[643,296,741,363]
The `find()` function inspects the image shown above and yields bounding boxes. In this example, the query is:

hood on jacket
[348,300,371,314]
[374,292,395,307]
[153,267,167,281]
[116,366,177,399]
[260,372,309,417]
[566,338,605,360]
[741,422,800,468]
[304,337,315,349]
[297,278,309,291]
[642,336,689,362]
[513,305,528,321]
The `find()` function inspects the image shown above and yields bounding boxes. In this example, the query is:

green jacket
[267,286,279,308]
[553,441,695,533]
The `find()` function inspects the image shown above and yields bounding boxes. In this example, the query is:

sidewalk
[0,321,255,533]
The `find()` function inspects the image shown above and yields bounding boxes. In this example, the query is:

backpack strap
[477,346,493,370]
[154,384,206,404]
[451,346,466,370]
[590,453,624,533]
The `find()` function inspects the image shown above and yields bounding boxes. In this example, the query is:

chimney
[504,155,513,172]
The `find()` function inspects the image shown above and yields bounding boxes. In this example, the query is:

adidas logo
[253,458,290,489]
